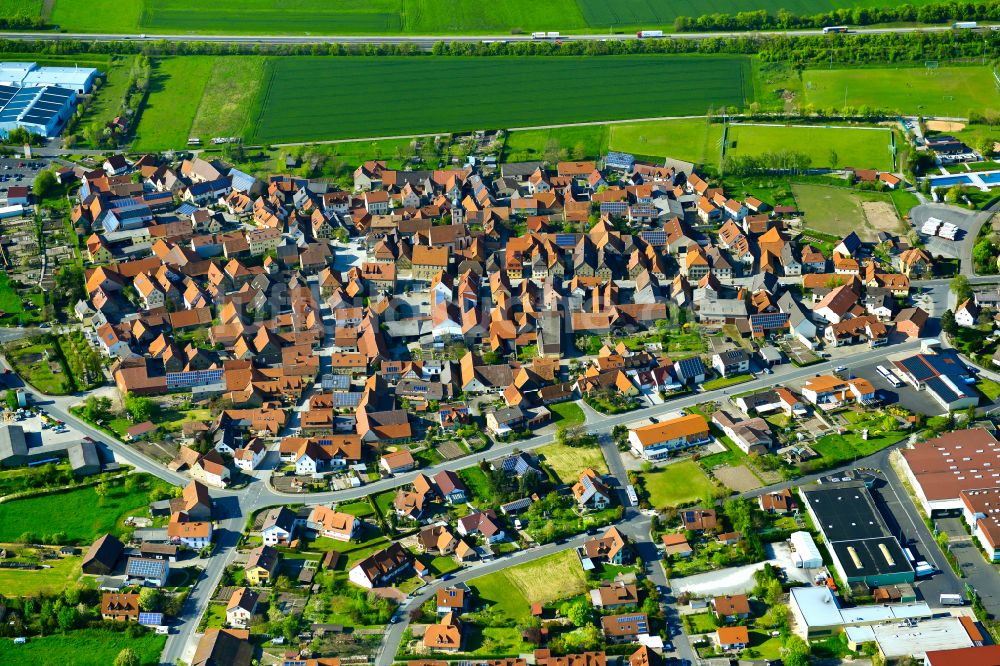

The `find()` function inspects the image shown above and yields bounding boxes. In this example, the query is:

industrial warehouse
[0,62,98,138]
[801,482,914,588]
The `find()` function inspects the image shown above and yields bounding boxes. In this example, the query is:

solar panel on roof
[138,612,163,626]
[127,557,166,578]
[554,234,577,247]
[641,230,667,246]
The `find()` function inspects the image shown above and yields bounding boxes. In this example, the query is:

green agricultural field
[252,55,751,144]
[609,118,725,164]
[29,0,951,34]
[49,0,143,33]
[791,183,906,241]
[132,56,215,151]
[0,475,173,544]
[803,66,1000,118]
[638,459,717,509]
[724,123,893,171]
[189,56,267,140]
[0,629,166,666]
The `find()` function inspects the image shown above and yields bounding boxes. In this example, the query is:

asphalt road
[0,25,959,46]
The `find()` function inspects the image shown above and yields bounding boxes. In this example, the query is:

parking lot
[0,157,46,200]
[909,203,977,260]
[839,359,950,416]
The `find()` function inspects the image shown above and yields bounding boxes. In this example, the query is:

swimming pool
[927,174,973,187]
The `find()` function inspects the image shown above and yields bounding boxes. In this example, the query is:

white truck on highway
[636,30,664,38]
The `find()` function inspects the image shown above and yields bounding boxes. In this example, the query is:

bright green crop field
[251,55,752,144]
[15,0,951,34]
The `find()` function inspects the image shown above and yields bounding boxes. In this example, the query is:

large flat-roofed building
[789,585,932,639]
[844,617,974,662]
[0,84,76,138]
[0,62,99,93]
[801,482,914,587]
[898,428,1000,517]
[892,350,979,412]
[960,487,1000,561]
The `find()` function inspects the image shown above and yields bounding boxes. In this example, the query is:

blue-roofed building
[0,83,76,138]
[0,62,99,94]
[0,62,101,95]
[893,350,979,412]
[605,151,635,171]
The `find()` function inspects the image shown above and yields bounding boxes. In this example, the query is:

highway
[0,24,960,47]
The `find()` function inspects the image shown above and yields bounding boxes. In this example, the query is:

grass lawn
[744,630,784,659]
[0,475,171,544]
[72,55,135,147]
[132,56,216,151]
[639,460,716,509]
[702,373,754,391]
[684,611,718,634]
[428,555,462,576]
[979,378,1000,402]
[0,628,166,666]
[156,406,212,434]
[189,56,267,140]
[812,430,906,468]
[5,340,73,395]
[791,182,905,242]
[336,500,376,518]
[0,271,25,315]
[549,402,585,427]
[609,117,725,165]
[252,55,751,144]
[312,526,391,569]
[470,550,588,623]
[503,125,609,163]
[725,123,893,171]
[0,555,83,596]
[458,466,494,504]
[536,441,608,485]
[803,66,1000,118]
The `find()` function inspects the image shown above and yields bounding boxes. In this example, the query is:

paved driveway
[937,517,1000,615]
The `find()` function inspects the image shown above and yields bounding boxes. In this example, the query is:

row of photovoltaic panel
[126,558,165,576]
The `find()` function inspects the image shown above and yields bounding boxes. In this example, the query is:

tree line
[722,150,813,176]
[674,0,1000,32]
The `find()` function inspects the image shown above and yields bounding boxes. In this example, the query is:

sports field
[725,124,894,171]
[803,66,1000,118]
[26,0,949,34]
[252,55,751,144]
